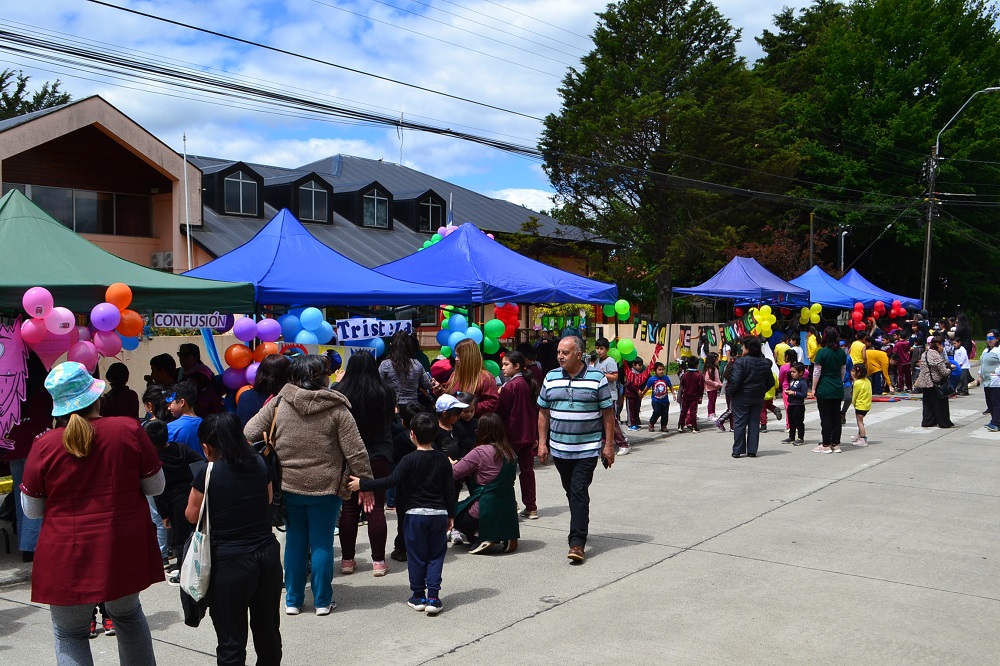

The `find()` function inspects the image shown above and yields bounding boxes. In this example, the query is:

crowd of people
[7,312,993,664]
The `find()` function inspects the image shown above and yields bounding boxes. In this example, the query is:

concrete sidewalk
[1,390,998,664]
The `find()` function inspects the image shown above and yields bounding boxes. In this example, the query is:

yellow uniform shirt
[849,340,867,365]
[807,334,820,362]
[853,377,872,411]
[865,349,892,388]
[774,342,790,366]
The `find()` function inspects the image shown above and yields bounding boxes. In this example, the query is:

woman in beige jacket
[244,354,372,616]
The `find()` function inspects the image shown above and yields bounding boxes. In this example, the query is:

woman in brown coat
[244,355,372,616]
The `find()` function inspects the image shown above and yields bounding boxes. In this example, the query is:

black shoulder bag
[251,397,287,531]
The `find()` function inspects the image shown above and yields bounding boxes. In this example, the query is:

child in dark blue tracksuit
[783,363,809,444]
[350,412,455,614]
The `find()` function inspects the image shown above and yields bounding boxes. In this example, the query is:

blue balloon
[448,314,467,332]
[120,334,140,351]
[436,329,451,346]
[466,327,484,344]
[300,307,324,332]
[448,331,466,349]
[316,321,335,345]
[295,329,319,345]
[278,314,301,340]
[373,338,386,356]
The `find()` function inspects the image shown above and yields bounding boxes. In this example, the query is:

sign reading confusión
[153,313,231,329]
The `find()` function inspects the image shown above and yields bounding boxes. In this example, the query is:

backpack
[250,397,287,531]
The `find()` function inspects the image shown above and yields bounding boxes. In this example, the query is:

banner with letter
[154,312,232,330]
[335,318,412,342]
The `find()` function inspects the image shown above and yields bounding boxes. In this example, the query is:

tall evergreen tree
[0,69,71,120]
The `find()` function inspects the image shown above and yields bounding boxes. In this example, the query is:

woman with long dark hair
[236,354,291,425]
[811,326,847,453]
[379,330,433,406]
[334,350,397,577]
[185,412,282,665]
[498,350,541,518]
[451,413,520,554]
[244,354,372,616]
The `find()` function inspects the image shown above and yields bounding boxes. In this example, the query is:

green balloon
[617,311,629,321]
[617,339,635,355]
[609,339,617,349]
[484,318,506,339]
[422,240,432,248]
[603,304,616,317]
[484,360,501,377]
[441,345,452,358]
[483,337,500,354]
[431,233,443,242]
[614,299,630,315]
[623,348,637,361]
[608,348,622,362]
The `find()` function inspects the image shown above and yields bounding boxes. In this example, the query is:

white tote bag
[180,462,213,601]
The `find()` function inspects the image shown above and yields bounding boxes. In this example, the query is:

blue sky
[1,0,802,211]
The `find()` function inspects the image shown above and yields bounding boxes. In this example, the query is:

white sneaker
[285,606,300,616]
[618,445,631,456]
[451,530,468,545]
[315,602,337,616]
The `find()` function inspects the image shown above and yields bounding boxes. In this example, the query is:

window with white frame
[418,197,443,232]
[362,188,389,228]
[299,180,328,222]
[224,171,258,215]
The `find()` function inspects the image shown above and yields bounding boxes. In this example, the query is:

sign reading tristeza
[153,313,232,329]
[335,318,412,341]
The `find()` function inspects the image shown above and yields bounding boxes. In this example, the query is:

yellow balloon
[799,316,810,325]
[810,303,822,314]
[810,313,820,324]
[761,325,773,338]
[760,305,772,316]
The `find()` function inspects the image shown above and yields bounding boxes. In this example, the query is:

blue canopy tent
[374,222,618,304]
[672,257,809,304]
[184,209,473,306]
[790,266,877,309]
[839,269,922,310]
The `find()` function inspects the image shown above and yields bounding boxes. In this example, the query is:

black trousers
[921,390,954,428]
[986,387,1000,427]
[816,397,843,445]
[552,455,598,548]
[208,539,283,666]
[731,398,762,456]
[787,404,805,440]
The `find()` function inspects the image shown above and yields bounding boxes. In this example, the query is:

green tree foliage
[540,0,793,319]
[754,0,1000,311]
[0,69,71,120]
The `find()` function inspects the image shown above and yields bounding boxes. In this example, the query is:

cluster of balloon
[850,302,868,331]
[601,299,632,322]
[798,303,822,326]
[417,225,496,251]
[887,300,905,318]
[436,313,480,358]
[750,305,778,338]
[21,283,140,371]
[606,338,637,363]
[222,316,286,390]
[274,307,335,347]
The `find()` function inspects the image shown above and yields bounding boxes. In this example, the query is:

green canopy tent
[0,190,255,313]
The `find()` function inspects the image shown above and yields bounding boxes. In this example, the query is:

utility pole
[920,151,937,311]
[809,211,815,267]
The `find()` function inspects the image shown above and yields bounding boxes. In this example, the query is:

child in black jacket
[143,420,200,579]
[782,363,809,445]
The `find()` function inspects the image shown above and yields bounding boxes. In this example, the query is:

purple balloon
[245,361,260,385]
[233,317,259,342]
[222,367,248,390]
[256,318,282,342]
[91,302,122,332]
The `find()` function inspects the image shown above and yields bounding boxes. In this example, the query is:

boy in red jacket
[678,356,705,432]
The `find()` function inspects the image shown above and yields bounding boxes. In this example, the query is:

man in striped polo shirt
[537,336,615,563]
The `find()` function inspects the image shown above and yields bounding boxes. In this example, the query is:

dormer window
[299,180,328,222]
[418,197,443,233]
[224,171,258,215]
[363,188,389,228]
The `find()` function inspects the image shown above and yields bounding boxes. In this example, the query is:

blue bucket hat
[46,362,106,417]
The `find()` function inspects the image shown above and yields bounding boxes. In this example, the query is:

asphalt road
[1,389,997,664]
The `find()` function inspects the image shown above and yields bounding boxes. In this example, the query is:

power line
[447,0,592,41]
[82,0,544,120]
[431,0,592,52]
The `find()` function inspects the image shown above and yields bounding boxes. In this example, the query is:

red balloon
[780,307,791,316]
[892,300,902,310]
[854,302,864,311]
[734,307,744,317]
[852,311,863,322]
[874,300,884,311]
[854,322,866,331]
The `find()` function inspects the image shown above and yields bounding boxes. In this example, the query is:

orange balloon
[225,343,253,370]
[235,384,253,406]
[106,283,132,310]
[116,309,144,337]
[253,342,279,362]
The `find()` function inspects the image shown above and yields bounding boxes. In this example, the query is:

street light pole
[921,87,1000,311]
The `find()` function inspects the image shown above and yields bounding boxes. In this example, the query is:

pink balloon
[22,287,54,319]
[29,329,72,369]
[437,226,448,236]
[90,302,122,332]
[222,367,247,390]
[256,318,282,343]
[93,329,123,357]
[245,362,260,385]
[44,307,76,336]
[487,233,495,240]
[68,341,99,373]
[21,318,47,345]
[75,325,93,343]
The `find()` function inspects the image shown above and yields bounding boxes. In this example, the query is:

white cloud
[0,0,800,193]
[490,188,555,212]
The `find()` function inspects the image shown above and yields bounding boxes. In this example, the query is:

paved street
[2,389,998,664]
